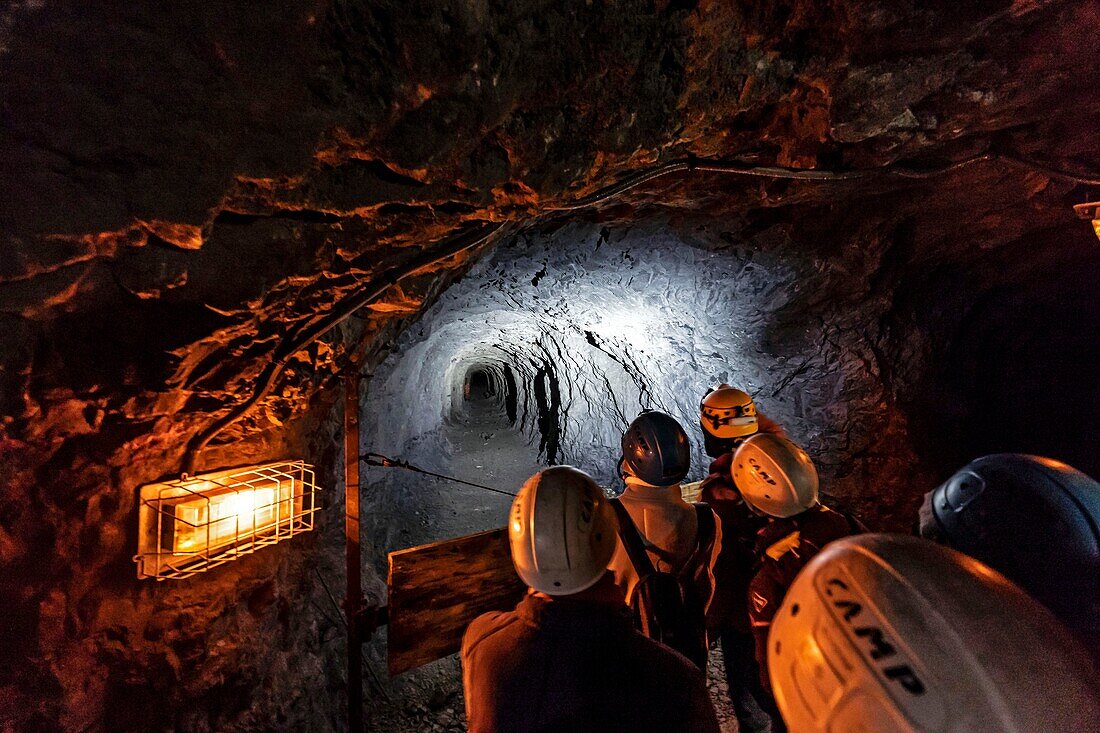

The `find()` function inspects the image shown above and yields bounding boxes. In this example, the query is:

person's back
[461,465,720,733]
[463,587,719,733]
[607,411,721,640]
[699,451,766,631]
[700,450,771,731]
[749,504,857,635]
[748,502,861,683]
[731,432,862,731]
[609,478,710,600]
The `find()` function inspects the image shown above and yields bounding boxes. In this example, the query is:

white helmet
[700,383,758,439]
[732,433,818,518]
[508,466,618,596]
[769,534,1100,733]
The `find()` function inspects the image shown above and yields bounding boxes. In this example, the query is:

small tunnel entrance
[464,368,493,402]
[456,363,520,430]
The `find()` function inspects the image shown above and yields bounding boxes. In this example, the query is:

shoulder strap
[692,502,716,551]
[676,503,717,578]
[610,498,657,577]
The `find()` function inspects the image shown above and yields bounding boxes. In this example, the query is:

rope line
[361,452,518,498]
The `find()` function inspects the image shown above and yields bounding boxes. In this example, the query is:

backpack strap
[846,510,869,534]
[675,502,716,575]
[692,502,716,554]
[610,498,657,577]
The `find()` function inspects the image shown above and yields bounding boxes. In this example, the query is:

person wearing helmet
[736,433,863,730]
[918,453,1100,658]
[608,410,723,667]
[699,384,761,458]
[695,385,774,726]
[461,466,721,733]
[767,534,1100,733]
[698,386,784,731]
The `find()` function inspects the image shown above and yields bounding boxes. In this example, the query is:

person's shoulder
[709,452,734,473]
[625,627,705,678]
[462,609,520,658]
[757,514,796,545]
[808,504,858,537]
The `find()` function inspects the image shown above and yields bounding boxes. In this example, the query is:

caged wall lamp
[1074,201,1100,243]
[134,460,321,580]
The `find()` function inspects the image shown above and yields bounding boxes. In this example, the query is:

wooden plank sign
[387,527,527,676]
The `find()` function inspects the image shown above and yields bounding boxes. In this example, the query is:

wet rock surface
[1,1,1098,730]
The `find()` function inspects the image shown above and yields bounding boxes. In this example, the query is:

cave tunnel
[2,2,1100,732]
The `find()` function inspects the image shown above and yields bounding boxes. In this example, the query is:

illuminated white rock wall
[365,223,822,490]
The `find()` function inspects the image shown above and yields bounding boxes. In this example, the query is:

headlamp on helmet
[700,384,758,440]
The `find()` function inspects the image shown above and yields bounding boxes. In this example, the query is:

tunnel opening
[464,368,493,402]
[363,224,782,511]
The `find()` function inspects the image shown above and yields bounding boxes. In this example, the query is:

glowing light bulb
[135,460,320,580]
[173,486,278,551]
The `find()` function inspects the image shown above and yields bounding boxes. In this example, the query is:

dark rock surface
[1,1,1098,730]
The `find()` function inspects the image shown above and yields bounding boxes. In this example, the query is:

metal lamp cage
[135,460,321,580]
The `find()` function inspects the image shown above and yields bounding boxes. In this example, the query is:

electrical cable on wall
[361,453,517,498]
[548,152,1100,211]
[180,221,515,474]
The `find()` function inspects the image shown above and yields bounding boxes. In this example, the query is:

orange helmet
[700,384,758,440]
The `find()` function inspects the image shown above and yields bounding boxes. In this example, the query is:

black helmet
[621,410,691,486]
[921,454,1100,653]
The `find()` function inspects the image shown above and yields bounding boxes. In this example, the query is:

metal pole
[344,370,363,733]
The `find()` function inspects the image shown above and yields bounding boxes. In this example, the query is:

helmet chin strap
[624,475,661,489]
[619,459,668,489]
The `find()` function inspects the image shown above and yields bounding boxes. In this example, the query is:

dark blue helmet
[621,410,691,486]
[921,454,1100,655]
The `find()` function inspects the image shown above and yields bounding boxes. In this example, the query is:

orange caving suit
[748,504,860,689]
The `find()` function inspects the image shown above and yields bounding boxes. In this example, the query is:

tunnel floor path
[390,402,543,552]
[363,403,744,733]
[363,404,542,733]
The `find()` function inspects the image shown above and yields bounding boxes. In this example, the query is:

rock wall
[364,220,909,532]
[365,223,885,494]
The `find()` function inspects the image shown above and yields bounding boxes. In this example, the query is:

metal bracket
[1074,201,1100,220]
[350,602,389,642]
